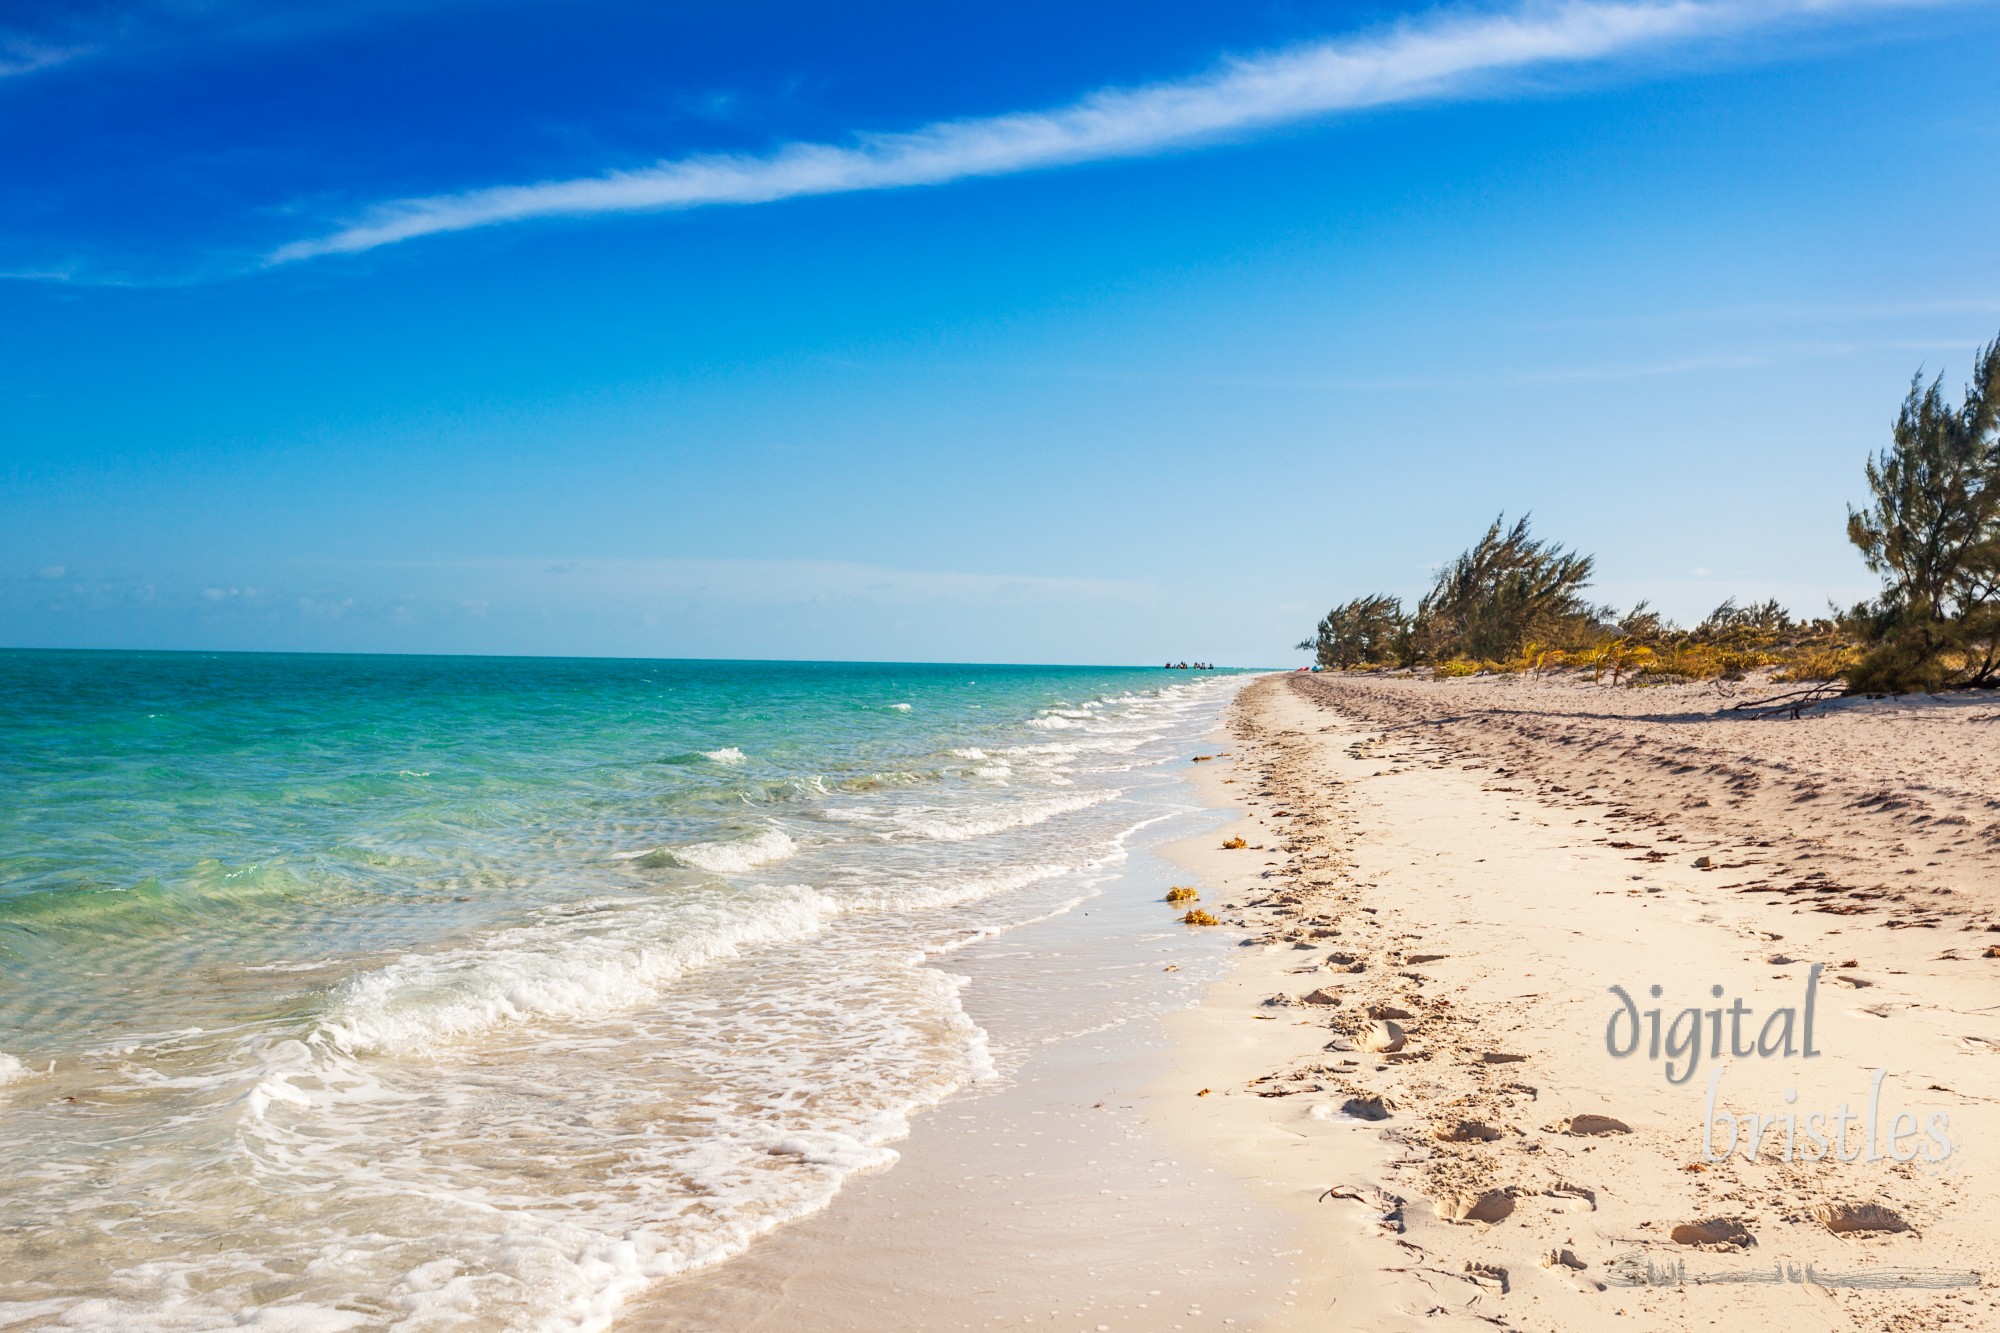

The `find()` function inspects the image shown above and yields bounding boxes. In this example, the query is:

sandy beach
[1162,670,2000,1331]
[631,669,2000,1330]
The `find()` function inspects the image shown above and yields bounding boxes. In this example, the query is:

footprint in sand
[1432,1120,1505,1143]
[1435,1189,1515,1225]
[1545,1180,1596,1212]
[1670,1218,1753,1250]
[1540,1248,1602,1292]
[1360,1020,1407,1053]
[1462,1262,1508,1293]
[1556,1114,1631,1137]
[1812,1202,1907,1236]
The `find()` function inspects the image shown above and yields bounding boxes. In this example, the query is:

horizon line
[0,643,1280,670]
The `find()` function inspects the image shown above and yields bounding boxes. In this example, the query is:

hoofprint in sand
[1159,672,1999,1332]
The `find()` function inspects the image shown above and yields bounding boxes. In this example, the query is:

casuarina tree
[1847,334,2000,690]
[1299,594,1408,668]
[1409,514,1595,664]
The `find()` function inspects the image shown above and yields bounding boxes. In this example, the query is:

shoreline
[620,669,2000,1331]
[622,682,1307,1331]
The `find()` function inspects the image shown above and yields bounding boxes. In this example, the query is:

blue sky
[4,0,1998,664]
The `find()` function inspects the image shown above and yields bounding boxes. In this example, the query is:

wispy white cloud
[0,36,90,77]
[271,0,1943,263]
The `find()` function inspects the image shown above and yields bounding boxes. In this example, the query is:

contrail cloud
[270,0,1938,263]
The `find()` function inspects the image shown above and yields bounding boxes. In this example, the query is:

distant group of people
[1162,661,1214,670]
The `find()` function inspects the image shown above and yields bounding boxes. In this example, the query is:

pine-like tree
[1300,594,1408,669]
[1408,514,1595,663]
[1847,335,2000,690]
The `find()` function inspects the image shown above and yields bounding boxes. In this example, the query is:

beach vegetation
[1308,544,1860,686]
[1180,908,1221,925]
[1362,595,1861,685]
[1845,334,2000,691]
[1221,836,1247,849]
[1770,642,1864,683]
[1407,514,1596,664]
[1298,594,1409,669]
[1299,331,2000,695]
[1165,886,1199,903]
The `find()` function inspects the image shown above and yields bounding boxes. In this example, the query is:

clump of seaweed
[1180,908,1221,926]
[1165,886,1199,903]
[1220,837,1247,850]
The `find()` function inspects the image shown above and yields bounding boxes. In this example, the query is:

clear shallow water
[0,652,1245,1332]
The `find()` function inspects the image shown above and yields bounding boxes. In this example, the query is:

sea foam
[611,828,799,873]
[825,790,1112,843]
[838,860,1074,912]
[316,884,837,1057]
[663,828,798,873]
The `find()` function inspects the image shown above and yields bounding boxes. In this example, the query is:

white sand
[1154,672,1998,1331]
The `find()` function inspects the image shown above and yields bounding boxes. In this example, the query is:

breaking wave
[314,884,837,1057]
[615,828,800,873]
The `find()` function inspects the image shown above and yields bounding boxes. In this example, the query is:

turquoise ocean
[0,652,1246,1331]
